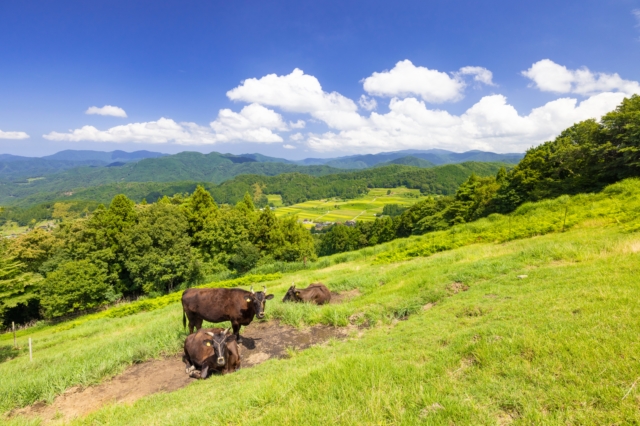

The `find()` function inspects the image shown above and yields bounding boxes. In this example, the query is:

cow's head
[282,284,299,302]
[282,283,300,303]
[248,286,274,319]
[205,329,234,367]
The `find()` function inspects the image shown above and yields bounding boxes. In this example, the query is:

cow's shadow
[239,336,259,350]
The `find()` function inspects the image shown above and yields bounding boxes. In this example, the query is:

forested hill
[1,162,506,225]
[0,151,340,206]
[0,150,166,179]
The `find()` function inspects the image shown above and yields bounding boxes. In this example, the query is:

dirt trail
[8,321,352,424]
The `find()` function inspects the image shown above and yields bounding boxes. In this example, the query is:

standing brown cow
[182,286,274,342]
[183,327,240,378]
[282,282,331,305]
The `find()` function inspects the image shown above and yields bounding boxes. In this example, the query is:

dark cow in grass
[182,286,274,342]
[282,282,331,305]
[183,327,240,378]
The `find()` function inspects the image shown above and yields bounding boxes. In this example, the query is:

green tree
[121,203,201,295]
[39,259,114,318]
[318,224,362,256]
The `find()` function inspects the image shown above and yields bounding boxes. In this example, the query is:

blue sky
[1,0,639,158]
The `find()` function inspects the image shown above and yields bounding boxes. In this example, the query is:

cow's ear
[265,294,274,300]
[225,334,236,343]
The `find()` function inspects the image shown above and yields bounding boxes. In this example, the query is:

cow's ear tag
[246,298,251,302]
[206,342,211,346]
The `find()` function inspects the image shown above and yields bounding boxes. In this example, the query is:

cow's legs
[182,352,195,375]
[193,317,204,333]
[232,321,242,343]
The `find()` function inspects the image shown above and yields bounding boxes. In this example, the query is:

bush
[39,260,116,318]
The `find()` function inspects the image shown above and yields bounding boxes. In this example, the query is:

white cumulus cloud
[0,130,29,140]
[362,60,466,103]
[44,104,288,145]
[289,120,306,129]
[283,144,296,149]
[209,103,287,143]
[522,59,640,96]
[457,66,495,86]
[358,95,377,111]
[290,132,304,142]
[85,105,128,118]
[44,118,217,145]
[227,68,365,130]
[306,91,627,154]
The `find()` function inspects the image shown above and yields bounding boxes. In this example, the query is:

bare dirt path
[8,321,352,424]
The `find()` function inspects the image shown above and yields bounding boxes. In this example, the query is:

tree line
[0,188,314,325]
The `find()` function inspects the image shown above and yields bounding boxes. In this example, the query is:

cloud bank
[85,105,128,118]
[0,130,30,140]
[45,60,640,153]
[522,59,640,95]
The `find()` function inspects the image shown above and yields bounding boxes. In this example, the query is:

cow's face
[282,285,298,303]
[205,329,233,367]
[248,286,274,319]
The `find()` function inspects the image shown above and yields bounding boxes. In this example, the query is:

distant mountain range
[0,148,522,180]
[295,149,523,169]
[0,149,522,206]
[0,150,167,180]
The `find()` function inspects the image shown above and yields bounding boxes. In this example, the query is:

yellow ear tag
[206,342,211,346]
[246,298,251,302]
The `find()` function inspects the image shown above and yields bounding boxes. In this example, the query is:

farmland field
[273,187,427,224]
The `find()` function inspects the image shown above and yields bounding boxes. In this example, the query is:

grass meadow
[2,179,640,424]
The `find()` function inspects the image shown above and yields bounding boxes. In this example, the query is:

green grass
[274,186,427,223]
[2,179,640,424]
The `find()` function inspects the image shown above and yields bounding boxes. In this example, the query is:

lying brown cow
[282,282,331,305]
[182,286,274,342]
[183,327,240,378]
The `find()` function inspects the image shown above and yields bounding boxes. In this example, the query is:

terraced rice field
[272,187,428,224]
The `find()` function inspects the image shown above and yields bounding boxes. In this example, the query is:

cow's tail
[182,309,187,331]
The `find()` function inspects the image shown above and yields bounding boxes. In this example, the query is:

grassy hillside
[1,179,639,424]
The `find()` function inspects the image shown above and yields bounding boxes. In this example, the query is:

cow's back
[182,288,249,323]
[301,283,331,305]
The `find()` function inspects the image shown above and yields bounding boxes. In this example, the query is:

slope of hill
[375,155,434,168]
[0,150,167,180]
[42,150,167,163]
[0,152,341,206]
[2,178,639,424]
[297,149,523,169]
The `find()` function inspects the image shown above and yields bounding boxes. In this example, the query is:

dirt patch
[330,288,361,304]
[8,321,351,424]
[447,282,469,294]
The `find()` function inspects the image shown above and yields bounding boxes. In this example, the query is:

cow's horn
[223,327,230,335]
[263,285,267,293]
[205,331,215,337]
[250,286,255,294]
